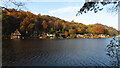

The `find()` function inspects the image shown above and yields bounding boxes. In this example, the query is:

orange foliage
[42,20,48,30]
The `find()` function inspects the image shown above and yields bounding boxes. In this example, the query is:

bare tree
[105,37,120,67]
[1,0,26,11]
[76,0,120,15]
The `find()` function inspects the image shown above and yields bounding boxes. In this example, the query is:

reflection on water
[2,38,114,66]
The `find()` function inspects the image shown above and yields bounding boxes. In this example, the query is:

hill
[2,8,118,39]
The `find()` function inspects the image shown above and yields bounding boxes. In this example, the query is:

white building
[11,29,21,39]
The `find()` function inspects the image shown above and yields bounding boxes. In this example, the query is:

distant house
[11,29,21,39]
[98,34,105,38]
[47,33,55,39]
[76,34,84,38]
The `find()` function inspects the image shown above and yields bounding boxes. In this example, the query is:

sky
[1,1,118,30]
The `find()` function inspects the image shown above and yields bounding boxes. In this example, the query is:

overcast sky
[1,1,118,30]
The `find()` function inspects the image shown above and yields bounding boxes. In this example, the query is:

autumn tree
[42,20,48,32]
[54,21,59,30]
[90,26,105,34]
[108,29,118,36]
[61,22,67,32]
[2,8,118,39]
[69,28,76,38]
[20,16,37,37]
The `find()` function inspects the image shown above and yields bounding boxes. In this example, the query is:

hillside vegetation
[2,8,119,39]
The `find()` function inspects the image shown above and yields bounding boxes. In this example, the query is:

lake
[2,38,115,66]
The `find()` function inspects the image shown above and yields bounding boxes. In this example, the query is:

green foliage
[26,30,28,34]
[70,34,76,38]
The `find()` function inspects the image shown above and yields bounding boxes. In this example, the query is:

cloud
[48,6,80,15]
[43,6,81,22]
[40,6,81,22]
[41,6,118,30]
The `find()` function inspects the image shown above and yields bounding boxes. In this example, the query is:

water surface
[2,38,113,66]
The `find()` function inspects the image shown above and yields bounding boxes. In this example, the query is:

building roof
[12,29,21,36]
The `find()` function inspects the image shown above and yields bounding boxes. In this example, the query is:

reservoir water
[2,38,116,66]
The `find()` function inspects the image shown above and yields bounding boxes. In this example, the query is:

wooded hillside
[2,8,118,38]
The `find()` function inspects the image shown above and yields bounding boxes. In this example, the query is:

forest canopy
[2,8,119,39]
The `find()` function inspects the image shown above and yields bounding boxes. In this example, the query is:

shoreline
[3,34,120,40]
[2,36,117,40]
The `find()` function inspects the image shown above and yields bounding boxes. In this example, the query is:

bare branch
[1,0,26,10]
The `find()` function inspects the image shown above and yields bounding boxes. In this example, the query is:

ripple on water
[2,39,113,66]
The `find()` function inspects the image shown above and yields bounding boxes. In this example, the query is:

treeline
[2,8,119,38]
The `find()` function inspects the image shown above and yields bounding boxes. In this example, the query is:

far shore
[3,34,119,40]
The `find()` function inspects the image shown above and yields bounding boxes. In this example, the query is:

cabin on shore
[47,33,55,39]
[11,29,21,39]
